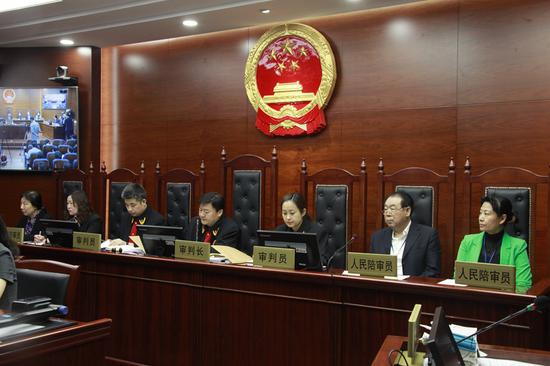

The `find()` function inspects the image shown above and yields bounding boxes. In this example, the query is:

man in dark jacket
[370,191,440,277]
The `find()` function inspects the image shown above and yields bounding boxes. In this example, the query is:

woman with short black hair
[17,190,50,242]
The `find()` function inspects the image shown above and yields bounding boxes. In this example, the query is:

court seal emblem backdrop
[244,23,337,136]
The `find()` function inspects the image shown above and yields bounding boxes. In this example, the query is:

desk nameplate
[347,252,397,277]
[73,232,101,251]
[174,240,210,262]
[455,260,515,291]
[252,246,295,270]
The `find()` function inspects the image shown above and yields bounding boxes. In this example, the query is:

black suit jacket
[17,209,51,242]
[186,216,241,249]
[118,206,165,242]
[77,213,103,236]
[370,221,441,277]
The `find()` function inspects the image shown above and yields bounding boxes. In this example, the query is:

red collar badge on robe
[245,23,337,136]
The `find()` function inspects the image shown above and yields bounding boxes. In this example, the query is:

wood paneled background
[2,0,550,278]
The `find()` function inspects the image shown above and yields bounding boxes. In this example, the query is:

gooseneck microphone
[195,217,200,241]
[325,234,357,271]
[456,295,549,346]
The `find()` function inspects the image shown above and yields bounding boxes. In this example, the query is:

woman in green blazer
[456,196,532,289]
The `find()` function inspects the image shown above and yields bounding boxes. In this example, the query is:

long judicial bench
[19,244,550,366]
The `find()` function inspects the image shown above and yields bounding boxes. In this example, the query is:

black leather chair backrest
[232,171,261,254]
[166,182,191,228]
[396,185,434,227]
[109,182,129,238]
[63,180,83,199]
[16,268,69,305]
[485,187,531,246]
[315,184,347,256]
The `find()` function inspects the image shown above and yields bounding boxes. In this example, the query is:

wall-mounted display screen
[0,87,79,171]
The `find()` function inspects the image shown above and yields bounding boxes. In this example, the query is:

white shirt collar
[392,219,412,240]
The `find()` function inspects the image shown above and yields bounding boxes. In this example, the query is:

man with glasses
[370,191,441,277]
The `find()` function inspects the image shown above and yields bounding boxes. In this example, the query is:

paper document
[438,278,467,287]
[211,245,252,264]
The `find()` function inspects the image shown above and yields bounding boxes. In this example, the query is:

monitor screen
[0,87,79,171]
[256,230,321,270]
[136,224,184,257]
[40,219,79,248]
[425,306,465,366]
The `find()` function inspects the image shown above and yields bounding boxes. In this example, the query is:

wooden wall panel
[96,0,550,280]
[458,0,550,104]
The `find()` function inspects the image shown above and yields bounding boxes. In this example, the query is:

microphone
[0,304,69,328]
[325,234,357,271]
[195,217,200,241]
[456,295,549,346]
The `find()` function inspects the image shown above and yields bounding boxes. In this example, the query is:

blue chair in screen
[32,158,50,171]
[52,158,71,171]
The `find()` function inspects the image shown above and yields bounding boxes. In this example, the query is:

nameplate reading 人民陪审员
[455,261,516,291]
[252,246,295,270]
[73,231,102,251]
[174,240,210,262]
[6,227,24,243]
[347,252,397,277]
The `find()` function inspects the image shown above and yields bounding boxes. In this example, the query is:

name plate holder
[7,227,24,243]
[347,252,397,277]
[73,232,102,251]
[174,240,210,262]
[252,246,295,270]
[455,260,515,291]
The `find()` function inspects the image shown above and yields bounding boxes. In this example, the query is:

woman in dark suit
[17,190,50,242]
[66,190,103,235]
[274,192,329,266]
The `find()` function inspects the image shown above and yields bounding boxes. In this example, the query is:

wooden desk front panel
[336,275,548,365]
[19,245,550,366]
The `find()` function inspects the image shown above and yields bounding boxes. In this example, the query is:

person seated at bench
[66,190,103,235]
[186,192,240,248]
[17,190,51,242]
[116,183,164,244]
[456,195,532,289]
[370,191,441,277]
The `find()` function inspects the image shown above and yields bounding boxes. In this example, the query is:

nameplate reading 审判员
[252,246,295,270]
[73,231,102,251]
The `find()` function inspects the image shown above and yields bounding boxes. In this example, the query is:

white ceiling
[0,0,423,48]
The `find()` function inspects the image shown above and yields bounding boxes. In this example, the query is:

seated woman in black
[274,192,330,266]
[66,190,103,235]
[0,215,19,311]
[17,190,50,242]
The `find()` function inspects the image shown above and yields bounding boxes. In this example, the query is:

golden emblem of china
[244,23,337,136]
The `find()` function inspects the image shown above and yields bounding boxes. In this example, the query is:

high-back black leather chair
[100,162,143,239]
[220,146,278,255]
[15,259,80,318]
[464,159,549,281]
[156,161,205,229]
[300,159,367,268]
[377,158,456,276]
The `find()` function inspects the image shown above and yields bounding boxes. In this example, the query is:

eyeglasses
[382,206,405,214]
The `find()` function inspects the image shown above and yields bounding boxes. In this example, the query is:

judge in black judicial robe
[115,183,165,242]
[185,192,241,249]
[275,192,331,266]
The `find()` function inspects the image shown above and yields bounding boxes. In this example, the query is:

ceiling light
[60,39,74,46]
[260,9,270,14]
[0,0,62,14]
[182,19,198,27]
